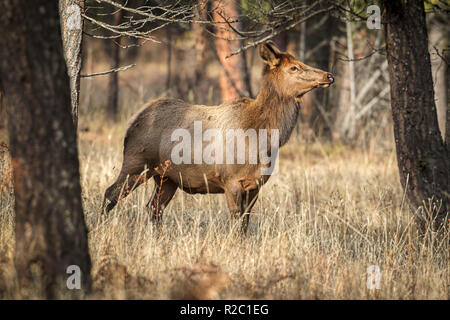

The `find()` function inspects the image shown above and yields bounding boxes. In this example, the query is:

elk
[102,42,334,232]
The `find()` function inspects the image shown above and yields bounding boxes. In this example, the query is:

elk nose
[327,73,334,83]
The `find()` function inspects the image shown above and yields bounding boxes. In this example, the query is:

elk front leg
[146,176,178,225]
[225,184,259,234]
[241,189,259,233]
[102,165,150,214]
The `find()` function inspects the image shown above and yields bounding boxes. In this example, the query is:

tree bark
[0,0,91,298]
[212,0,251,101]
[59,0,84,131]
[382,0,449,227]
[0,92,5,130]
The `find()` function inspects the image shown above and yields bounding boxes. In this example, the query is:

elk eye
[291,66,299,72]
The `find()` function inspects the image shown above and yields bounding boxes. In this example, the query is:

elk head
[259,41,334,102]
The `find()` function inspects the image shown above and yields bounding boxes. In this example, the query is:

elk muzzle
[318,73,334,88]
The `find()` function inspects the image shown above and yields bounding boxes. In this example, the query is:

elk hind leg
[146,176,178,224]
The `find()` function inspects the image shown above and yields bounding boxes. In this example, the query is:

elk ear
[259,41,281,68]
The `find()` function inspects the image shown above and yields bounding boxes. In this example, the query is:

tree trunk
[0,92,5,130]
[299,15,337,141]
[428,16,447,141]
[382,0,449,227]
[193,5,207,86]
[0,0,91,298]
[59,0,84,131]
[212,0,251,101]
[166,27,172,92]
[298,22,306,61]
[122,0,143,63]
[447,63,450,149]
[341,21,357,140]
[106,10,123,122]
[192,1,209,104]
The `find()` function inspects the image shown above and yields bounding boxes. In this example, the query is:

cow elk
[102,41,334,232]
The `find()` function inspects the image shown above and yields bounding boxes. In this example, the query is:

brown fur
[102,42,333,232]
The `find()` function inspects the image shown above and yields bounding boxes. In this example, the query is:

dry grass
[0,113,448,299]
[0,43,448,299]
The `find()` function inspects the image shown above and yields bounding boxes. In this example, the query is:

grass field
[0,112,448,299]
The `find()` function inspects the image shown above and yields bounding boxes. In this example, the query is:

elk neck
[243,76,301,147]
